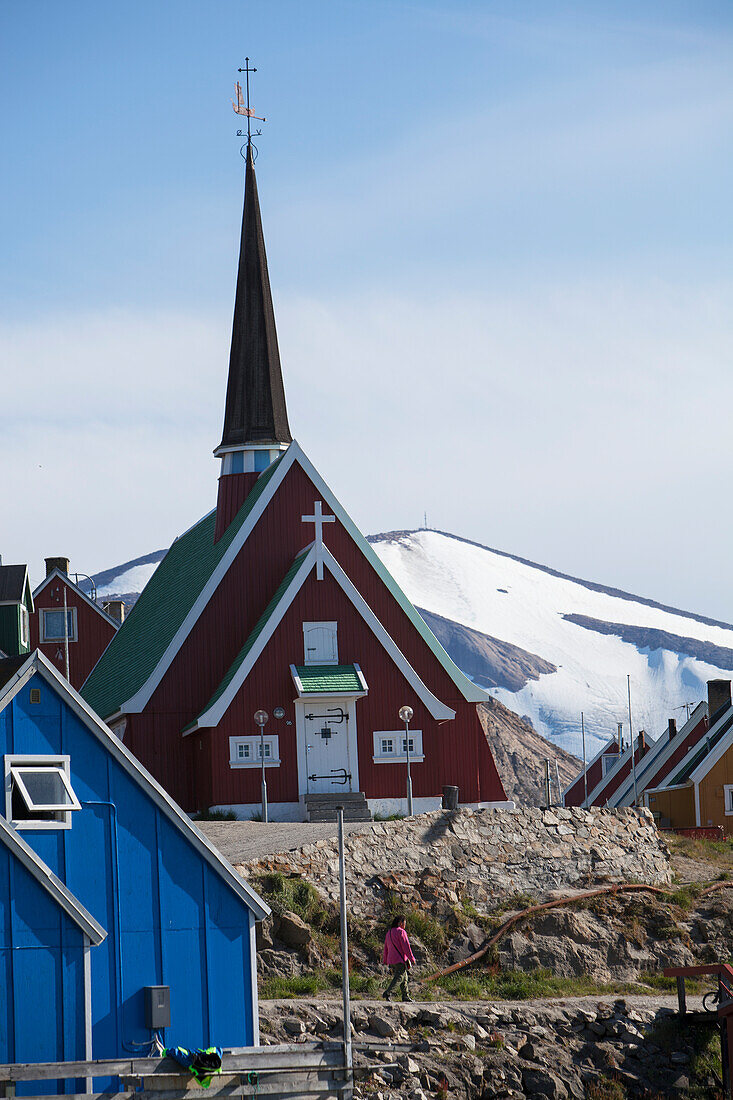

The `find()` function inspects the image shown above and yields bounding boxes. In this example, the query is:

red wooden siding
[124,457,506,811]
[564,742,619,806]
[30,578,117,690]
[634,715,709,796]
[189,571,504,810]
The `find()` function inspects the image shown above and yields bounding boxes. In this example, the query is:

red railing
[659,826,726,840]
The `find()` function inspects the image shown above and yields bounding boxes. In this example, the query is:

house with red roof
[81,143,509,822]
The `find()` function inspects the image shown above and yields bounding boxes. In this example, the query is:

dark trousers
[384,962,410,999]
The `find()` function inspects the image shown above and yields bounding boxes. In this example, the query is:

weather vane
[232,57,266,150]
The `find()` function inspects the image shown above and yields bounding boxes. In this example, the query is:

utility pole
[337,808,352,1093]
[628,675,638,806]
[581,712,587,806]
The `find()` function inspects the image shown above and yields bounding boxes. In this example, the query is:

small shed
[0,650,269,1069]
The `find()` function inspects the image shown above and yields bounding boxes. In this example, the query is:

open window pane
[11,766,81,812]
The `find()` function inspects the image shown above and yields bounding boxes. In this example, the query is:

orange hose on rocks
[425,882,673,982]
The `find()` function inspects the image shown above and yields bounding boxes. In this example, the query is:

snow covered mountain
[86,528,733,759]
[370,530,733,758]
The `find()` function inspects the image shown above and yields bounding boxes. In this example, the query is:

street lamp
[399,705,414,817]
[254,709,269,823]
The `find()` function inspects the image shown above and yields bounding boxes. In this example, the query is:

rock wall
[237,806,671,917]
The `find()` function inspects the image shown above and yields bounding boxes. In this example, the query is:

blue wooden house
[0,650,269,1068]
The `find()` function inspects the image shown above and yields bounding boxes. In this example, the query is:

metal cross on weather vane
[232,57,267,145]
[302,501,335,580]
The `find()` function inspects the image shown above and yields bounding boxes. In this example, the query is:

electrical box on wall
[144,985,171,1030]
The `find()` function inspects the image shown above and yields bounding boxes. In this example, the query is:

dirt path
[261,993,704,1013]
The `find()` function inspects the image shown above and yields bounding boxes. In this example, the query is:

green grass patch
[259,968,380,1000]
[429,966,701,1002]
[256,872,337,933]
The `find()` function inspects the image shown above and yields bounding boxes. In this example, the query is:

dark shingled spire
[216,145,291,452]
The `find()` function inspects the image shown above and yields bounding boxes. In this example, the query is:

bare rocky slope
[478,697,580,806]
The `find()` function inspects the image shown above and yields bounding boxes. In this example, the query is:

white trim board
[583,732,650,808]
[690,710,733,784]
[114,441,486,717]
[189,545,455,729]
[562,736,619,801]
[0,652,270,921]
[33,569,120,630]
[607,702,707,808]
[0,813,106,943]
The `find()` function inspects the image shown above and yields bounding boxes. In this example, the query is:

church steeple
[215,144,292,462]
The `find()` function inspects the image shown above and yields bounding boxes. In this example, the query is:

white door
[302,702,354,793]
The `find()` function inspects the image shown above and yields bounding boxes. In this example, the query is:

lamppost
[254,709,269,823]
[399,705,414,817]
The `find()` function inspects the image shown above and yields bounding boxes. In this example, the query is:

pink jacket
[382,926,416,965]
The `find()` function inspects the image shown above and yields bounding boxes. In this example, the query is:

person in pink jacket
[382,916,416,1002]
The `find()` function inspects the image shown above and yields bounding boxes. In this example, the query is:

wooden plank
[0,1051,342,1082]
[677,976,687,1016]
[664,964,724,978]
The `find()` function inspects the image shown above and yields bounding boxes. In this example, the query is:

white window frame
[19,605,29,648]
[372,730,425,764]
[4,755,81,830]
[302,621,338,666]
[229,735,281,769]
[40,606,78,643]
[724,784,733,816]
[601,753,617,776]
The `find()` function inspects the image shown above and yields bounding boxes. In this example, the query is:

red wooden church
[82,144,510,821]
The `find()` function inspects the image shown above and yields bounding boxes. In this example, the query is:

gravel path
[198,819,374,864]
[261,993,705,1013]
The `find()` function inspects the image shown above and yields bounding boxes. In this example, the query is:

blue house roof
[0,814,106,944]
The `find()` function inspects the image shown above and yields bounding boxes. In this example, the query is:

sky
[2,0,733,617]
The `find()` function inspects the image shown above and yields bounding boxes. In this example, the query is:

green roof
[190,549,310,727]
[667,710,733,786]
[293,664,364,694]
[81,457,284,719]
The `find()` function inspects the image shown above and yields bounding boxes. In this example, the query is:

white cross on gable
[302,500,335,580]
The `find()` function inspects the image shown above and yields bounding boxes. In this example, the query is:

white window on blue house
[4,755,81,830]
[229,736,281,769]
[372,730,424,763]
[40,607,77,643]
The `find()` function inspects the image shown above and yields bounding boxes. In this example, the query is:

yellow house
[646,694,733,835]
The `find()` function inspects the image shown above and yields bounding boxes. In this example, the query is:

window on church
[229,736,280,769]
[372,731,424,764]
[4,755,81,830]
[253,450,271,472]
[303,622,338,665]
[41,607,77,643]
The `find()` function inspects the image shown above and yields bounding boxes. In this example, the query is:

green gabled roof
[190,549,310,727]
[81,457,284,719]
[668,710,733,786]
[294,664,364,694]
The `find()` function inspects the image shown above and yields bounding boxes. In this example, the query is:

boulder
[276,910,312,948]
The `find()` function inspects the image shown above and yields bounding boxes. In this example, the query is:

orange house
[645,681,733,835]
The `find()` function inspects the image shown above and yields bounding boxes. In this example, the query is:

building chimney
[104,599,125,624]
[667,717,677,742]
[45,556,70,577]
[637,730,647,757]
[707,680,731,724]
